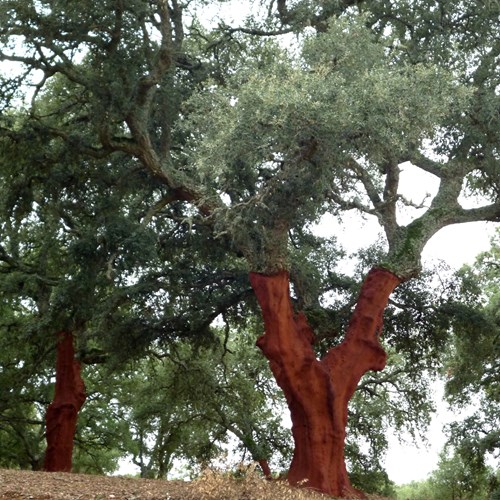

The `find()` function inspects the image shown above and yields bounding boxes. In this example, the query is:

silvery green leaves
[182,15,468,267]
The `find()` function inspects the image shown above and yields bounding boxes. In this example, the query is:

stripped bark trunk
[250,267,401,497]
[258,459,272,479]
[43,331,86,472]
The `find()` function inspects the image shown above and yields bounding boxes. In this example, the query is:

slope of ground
[0,468,392,499]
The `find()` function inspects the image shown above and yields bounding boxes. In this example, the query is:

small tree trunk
[250,267,401,497]
[258,459,272,479]
[44,331,86,472]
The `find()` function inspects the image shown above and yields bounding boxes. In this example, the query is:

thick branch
[135,0,173,98]
[106,0,124,53]
[125,0,175,182]
[445,201,500,224]
[250,272,317,384]
[379,160,401,244]
[407,151,444,177]
[384,159,482,277]
[321,268,401,411]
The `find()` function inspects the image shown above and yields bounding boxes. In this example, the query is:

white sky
[385,382,454,484]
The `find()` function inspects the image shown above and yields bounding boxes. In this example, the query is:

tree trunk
[43,331,86,472]
[258,459,272,479]
[250,267,401,497]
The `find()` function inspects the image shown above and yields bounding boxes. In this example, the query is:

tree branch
[407,151,444,177]
[140,193,179,227]
[379,160,401,245]
[327,188,377,215]
[447,201,500,225]
[0,244,59,286]
[347,158,383,209]
[223,24,295,37]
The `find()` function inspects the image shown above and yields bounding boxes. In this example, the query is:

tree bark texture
[250,267,402,497]
[43,331,86,472]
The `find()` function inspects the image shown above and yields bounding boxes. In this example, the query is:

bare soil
[0,469,391,500]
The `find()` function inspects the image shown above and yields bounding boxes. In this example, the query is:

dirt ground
[0,468,392,500]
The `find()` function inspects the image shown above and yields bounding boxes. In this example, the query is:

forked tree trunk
[250,267,402,497]
[44,331,86,472]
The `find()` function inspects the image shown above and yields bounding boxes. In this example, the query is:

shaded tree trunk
[43,331,86,472]
[250,267,402,497]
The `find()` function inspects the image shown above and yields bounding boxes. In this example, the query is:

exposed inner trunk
[44,331,86,472]
[250,267,401,497]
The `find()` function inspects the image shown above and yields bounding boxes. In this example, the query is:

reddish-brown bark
[258,459,272,479]
[43,331,86,472]
[250,267,402,497]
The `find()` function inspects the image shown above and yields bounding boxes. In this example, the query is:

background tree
[429,451,493,500]
[442,230,500,498]
[395,452,498,500]
[110,325,291,479]
[0,299,50,470]
[0,101,164,471]
[395,232,500,499]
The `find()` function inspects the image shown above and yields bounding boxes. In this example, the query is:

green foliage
[0,403,46,471]
[429,452,492,500]
[71,369,134,475]
[0,312,51,470]
[439,231,500,490]
[83,324,291,479]
[350,467,396,498]
[395,479,434,500]
[396,452,498,500]
[183,15,468,272]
